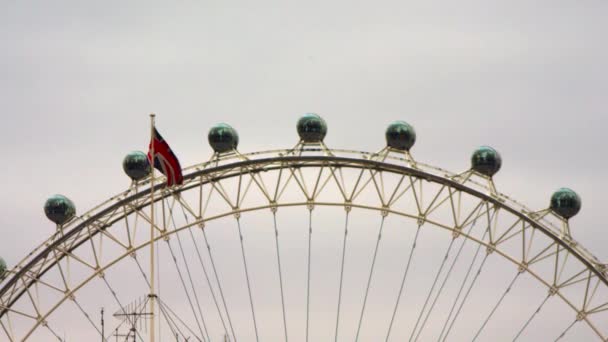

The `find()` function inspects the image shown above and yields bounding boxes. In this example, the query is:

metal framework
[1,147,607,341]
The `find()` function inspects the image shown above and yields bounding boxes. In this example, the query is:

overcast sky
[1,1,607,340]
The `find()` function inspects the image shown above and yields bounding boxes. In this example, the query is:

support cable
[471,271,522,341]
[201,229,237,341]
[44,322,63,341]
[168,199,213,339]
[236,217,260,342]
[134,256,150,286]
[384,222,423,341]
[306,209,312,342]
[408,237,456,342]
[355,215,387,341]
[159,298,203,340]
[436,209,497,341]
[177,202,233,338]
[410,205,483,342]
[156,300,181,339]
[413,223,487,342]
[71,297,107,341]
[333,210,351,342]
[165,240,208,341]
[174,230,212,342]
[272,211,289,342]
[512,294,551,341]
[132,255,193,341]
[440,253,490,342]
[554,319,578,341]
[188,226,232,339]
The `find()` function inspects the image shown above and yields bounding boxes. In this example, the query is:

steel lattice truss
[1,148,607,341]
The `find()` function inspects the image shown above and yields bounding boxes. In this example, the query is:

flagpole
[149,113,156,342]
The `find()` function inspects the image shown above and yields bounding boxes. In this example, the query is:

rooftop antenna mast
[149,113,157,342]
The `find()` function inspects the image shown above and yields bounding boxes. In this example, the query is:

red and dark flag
[147,128,183,186]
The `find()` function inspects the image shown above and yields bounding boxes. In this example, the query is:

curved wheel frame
[1,148,607,340]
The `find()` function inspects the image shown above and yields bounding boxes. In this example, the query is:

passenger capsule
[385,120,416,151]
[0,257,7,279]
[297,113,327,142]
[122,151,151,181]
[550,188,581,219]
[471,146,502,177]
[44,194,76,225]
[208,123,239,153]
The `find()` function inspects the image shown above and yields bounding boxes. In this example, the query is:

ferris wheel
[0,114,607,341]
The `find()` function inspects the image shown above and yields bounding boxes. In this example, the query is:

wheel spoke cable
[384,222,423,341]
[165,239,208,341]
[159,297,202,340]
[235,217,260,342]
[355,215,387,341]
[201,227,237,341]
[177,201,233,338]
[157,299,182,339]
[168,202,212,341]
[440,252,490,342]
[133,255,150,287]
[71,297,106,341]
[174,231,212,342]
[272,211,289,342]
[512,293,551,341]
[44,321,63,341]
[437,209,497,341]
[408,237,456,342]
[413,213,485,342]
[471,271,522,341]
[188,227,233,338]
[554,319,578,341]
[334,210,351,342]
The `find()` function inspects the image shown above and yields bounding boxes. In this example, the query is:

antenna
[111,295,153,340]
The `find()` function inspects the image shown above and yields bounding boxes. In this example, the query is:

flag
[147,127,183,186]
